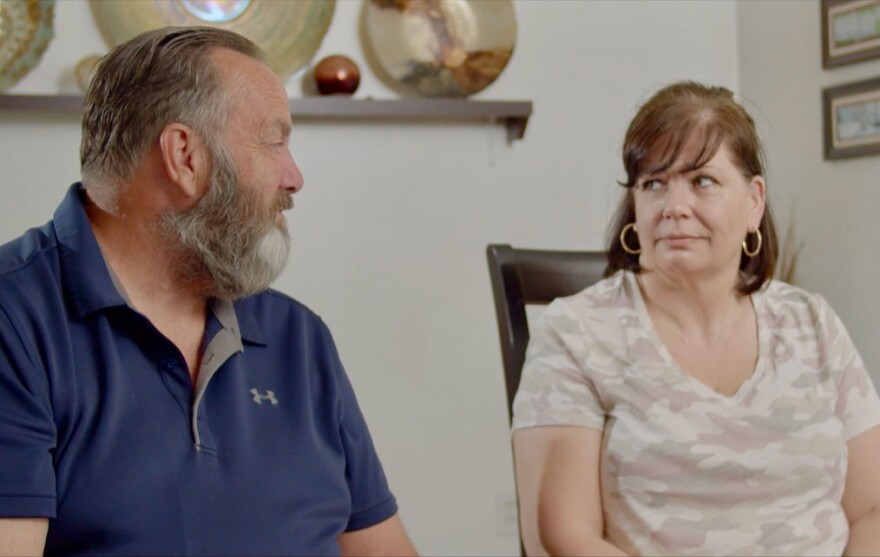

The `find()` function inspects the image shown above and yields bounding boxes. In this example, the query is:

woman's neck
[636,268,747,337]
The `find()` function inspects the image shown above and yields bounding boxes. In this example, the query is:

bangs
[624,114,725,188]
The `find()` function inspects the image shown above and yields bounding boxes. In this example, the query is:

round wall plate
[363,0,516,98]
[0,0,55,91]
[90,0,335,81]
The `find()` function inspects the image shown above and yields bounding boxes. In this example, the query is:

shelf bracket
[505,116,529,143]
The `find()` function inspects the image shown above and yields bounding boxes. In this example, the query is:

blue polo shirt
[0,184,397,556]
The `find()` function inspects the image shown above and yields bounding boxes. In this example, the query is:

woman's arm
[0,518,47,556]
[513,426,628,557]
[842,425,880,556]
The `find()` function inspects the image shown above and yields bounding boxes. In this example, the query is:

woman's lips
[661,235,701,247]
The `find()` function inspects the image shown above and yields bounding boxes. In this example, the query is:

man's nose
[281,149,304,194]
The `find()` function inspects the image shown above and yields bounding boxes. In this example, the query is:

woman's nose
[661,180,692,219]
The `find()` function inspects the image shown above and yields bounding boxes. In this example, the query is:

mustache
[272,192,293,213]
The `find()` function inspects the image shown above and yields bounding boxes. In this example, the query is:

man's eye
[640,179,661,191]
[695,176,716,187]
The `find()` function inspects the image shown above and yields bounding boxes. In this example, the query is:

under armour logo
[250,388,278,405]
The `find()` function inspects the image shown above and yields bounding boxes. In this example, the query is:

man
[0,27,416,556]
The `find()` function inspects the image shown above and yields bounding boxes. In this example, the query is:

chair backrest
[486,244,607,423]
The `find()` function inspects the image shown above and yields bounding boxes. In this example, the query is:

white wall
[0,1,737,554]
[737,0,880,379]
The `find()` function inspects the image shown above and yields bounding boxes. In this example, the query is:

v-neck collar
[624,271,769,403]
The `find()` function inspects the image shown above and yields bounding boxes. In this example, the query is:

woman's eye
[640,179,661,191]
[695,176,716,187]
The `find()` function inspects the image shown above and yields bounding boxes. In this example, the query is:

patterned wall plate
[363,0,516,98]
[90,0,335,81]
[0,0,55,91]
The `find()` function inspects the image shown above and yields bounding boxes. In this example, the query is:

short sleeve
[319,321,397,532]
[511,299,606,432]
[816,296,880,440]
[0,304,57,517]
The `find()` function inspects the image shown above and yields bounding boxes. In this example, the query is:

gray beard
[159,142,291,301]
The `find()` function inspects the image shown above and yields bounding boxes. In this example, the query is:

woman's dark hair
[604,81,778,294]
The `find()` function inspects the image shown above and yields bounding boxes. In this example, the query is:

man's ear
[158,123,209,199]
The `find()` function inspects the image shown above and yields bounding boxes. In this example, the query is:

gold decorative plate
[363,0,516,98]
[0,0,55,91]
[90,0,335,81]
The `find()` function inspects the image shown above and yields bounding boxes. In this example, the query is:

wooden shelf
[0,94,533,142]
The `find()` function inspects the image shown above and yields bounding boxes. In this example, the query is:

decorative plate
[90,0,335,81]
[0,0,55,91]
[363,0,516,98]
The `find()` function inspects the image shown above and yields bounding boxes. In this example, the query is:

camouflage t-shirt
[512,270,880,556]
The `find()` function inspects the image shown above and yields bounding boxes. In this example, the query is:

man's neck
[84,190,208,382]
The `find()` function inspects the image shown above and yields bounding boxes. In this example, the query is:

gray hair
[80,26,264,206]
[158,136,291,300]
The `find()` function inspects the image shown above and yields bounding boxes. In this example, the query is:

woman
[511,81,880,556]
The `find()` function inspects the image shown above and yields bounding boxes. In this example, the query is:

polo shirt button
[160,359,175,370]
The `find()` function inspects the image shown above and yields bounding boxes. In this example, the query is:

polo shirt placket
[106,265,241,453]
[191,301,243,452]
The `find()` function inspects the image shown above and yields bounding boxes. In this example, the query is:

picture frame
[822,76,880,159]
[821,0,880,68]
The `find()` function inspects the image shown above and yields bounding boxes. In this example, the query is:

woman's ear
[158,123,210,200]
[749,175,766,229]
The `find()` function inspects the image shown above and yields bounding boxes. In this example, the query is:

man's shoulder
[0,221,57,279]
[0,222,58,275]
[234,289,329,335]
[237,288,315,316]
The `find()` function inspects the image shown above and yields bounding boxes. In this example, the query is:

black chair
[486,244,607,423]
[486,244,607,555]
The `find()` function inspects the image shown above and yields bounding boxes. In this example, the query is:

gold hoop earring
[742,229,762,257]
[620,222,641,255]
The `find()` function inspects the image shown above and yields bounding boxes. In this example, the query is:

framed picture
[823,76,880,159]
[822,0,880,68]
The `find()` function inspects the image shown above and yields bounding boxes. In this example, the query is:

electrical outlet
[495,491,519,536]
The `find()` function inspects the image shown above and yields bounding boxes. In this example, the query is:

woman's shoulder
[554,268,635,307]
[758,279,833,328]
[541,270,638,331]
[528,270,639,372]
